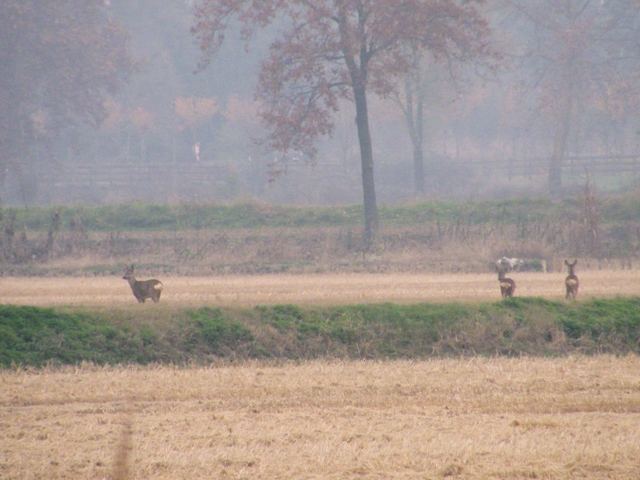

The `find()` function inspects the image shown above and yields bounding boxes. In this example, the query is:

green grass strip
[2,297,639,368]
[5,193,640,232]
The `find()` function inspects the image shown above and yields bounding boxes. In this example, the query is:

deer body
[564,259,579,300]
[123,265,163,303]
[497,268,516,298]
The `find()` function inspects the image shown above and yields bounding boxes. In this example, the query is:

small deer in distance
[123,265,163,303]
[497,266,516,298]
[564,259,579,300]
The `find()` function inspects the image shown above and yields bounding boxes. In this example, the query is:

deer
[497,266,516,298]
[122,265,163,303]
[564,259,579,300]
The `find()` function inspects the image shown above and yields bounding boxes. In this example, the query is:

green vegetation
[2,298,640,368]
[0,192,636,275]
[5,193,640,232]
[0,305,145,367]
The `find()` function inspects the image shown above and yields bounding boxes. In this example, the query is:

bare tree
[395,47,429,195]
[506,0,640,197]
[391,42,496,196]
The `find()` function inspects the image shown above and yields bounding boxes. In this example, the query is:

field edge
[2,297,640,368]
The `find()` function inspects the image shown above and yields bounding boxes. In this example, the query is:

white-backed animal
[122,265,163,303]
[496,257,523,272]
[564,259,579,300]
[497,266,516,298]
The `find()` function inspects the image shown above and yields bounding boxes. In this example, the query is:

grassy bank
[2,297,639,367]
[0,192,639,276]
[5,193,640,232]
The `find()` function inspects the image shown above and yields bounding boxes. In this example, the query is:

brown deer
[497,266,516,298]
[564,259,579,300]
[122,265,163,303]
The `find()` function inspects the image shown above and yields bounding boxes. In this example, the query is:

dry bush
[0,209,61,265]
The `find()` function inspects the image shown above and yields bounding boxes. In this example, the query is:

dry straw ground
[0,269,639,306]
[2,271,640,478]
[2,356,640,479]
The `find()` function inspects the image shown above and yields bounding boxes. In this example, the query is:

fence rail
[10,153,639,204]
[46,162,233,203]
[394,155,639,178]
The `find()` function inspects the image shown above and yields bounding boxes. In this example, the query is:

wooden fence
[395,155,640,179]
[48,161,234,203]
[18,153,640,204]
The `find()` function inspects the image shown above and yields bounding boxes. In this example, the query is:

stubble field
[2,357,640,479]
[2,270,640,478]
[0,269,638,306]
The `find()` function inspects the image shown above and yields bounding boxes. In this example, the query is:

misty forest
[1,0,640,273]
[2,1,640,204]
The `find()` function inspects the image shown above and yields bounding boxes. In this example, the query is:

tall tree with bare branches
[192,0,494,246]
[506,0,640,197]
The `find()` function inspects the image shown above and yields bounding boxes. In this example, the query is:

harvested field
[2,356,640,479]
[0,270,638,306]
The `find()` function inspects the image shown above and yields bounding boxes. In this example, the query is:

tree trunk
[549,87,573,198]
[404,74,425,195]
[353,82,378,248]
[413,144,425,195]
[412,91,425,195]
[0,29,21,174]
[548,41,576,198]
[336,6,378,248]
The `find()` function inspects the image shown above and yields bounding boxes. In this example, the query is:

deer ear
[564,260,569,266]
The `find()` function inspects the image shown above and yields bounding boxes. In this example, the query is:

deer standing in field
[564,259,579,300]
[497,266,516,298]
[122,265,163,303]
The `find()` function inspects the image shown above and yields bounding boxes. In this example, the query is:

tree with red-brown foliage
[193,0,494,246]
